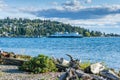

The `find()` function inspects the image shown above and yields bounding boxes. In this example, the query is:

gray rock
[60,58,69,66]
[90,62,105,74]
[100,70,120,80]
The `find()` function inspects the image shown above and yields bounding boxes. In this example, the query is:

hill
[0,17,119,37]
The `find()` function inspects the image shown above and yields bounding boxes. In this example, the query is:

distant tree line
[0,17,119,37]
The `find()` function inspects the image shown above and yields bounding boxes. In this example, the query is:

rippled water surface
[0,37,120,70]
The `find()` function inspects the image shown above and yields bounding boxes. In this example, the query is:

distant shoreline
[0,18,120,38]
[0,36,120,38]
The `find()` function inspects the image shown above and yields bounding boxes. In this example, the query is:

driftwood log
[100,70,120,80]
[56,64,68,72]
[58,54,83,80]
[59,68,79,80]
[55,54,81,72]
[1,58,27,66]
[66,54,80,69]
[58,54,111,80]
[60,69,104,80]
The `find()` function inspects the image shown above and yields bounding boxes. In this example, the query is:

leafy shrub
[80,61,91,70]
[19,54,57,73]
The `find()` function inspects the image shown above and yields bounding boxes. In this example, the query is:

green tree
[85,32,91,37]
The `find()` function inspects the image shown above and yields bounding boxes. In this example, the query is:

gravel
[0,65,63,80]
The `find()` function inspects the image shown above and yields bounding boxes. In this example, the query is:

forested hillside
[0,17,119,37]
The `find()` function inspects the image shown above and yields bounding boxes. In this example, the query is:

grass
[0,71,5,77]
[80,61,91,70]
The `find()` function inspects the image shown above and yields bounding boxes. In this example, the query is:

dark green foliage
[19,54,57,73]
[0,17,110,37]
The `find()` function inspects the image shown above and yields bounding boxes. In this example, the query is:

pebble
[0,65,62,80]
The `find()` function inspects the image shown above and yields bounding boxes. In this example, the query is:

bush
[19,54,57,73]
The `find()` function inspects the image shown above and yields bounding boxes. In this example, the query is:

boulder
[90,62,105,74]
[1,52,9,57]
[100,70,120,80]
[60,58,69,66]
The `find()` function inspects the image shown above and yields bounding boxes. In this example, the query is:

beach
[0,52,120,80]
[0,65,62,80]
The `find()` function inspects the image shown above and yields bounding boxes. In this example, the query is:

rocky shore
[0,51,120,80]
[0,65,62,80]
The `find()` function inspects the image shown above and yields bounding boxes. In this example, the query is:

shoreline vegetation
[0,17,120,38]
[0,51,120,80]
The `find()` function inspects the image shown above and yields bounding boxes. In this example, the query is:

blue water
[0,37,120,70]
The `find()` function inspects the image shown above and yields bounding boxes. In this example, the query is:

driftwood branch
[58,55,120,80]
[1,58,27,66]
[66,54,80,69]
[66,54,74,61]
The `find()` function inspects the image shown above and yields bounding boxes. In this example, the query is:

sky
[0,0,120,34]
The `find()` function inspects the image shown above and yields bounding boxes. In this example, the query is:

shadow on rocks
[2,69,25,74]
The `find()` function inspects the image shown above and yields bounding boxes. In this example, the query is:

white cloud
[0,11,37,19]
[0,0,8,11]
[61,0,93,11]
[18,2,120,34]
[85,0,92,3]
[51,2,58,6]
[0,0,120,34]
[19,7,43,12]
[63,0,84,11]
[41,14,120,34]
[0,0,37,19]
[41,14,120,29]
